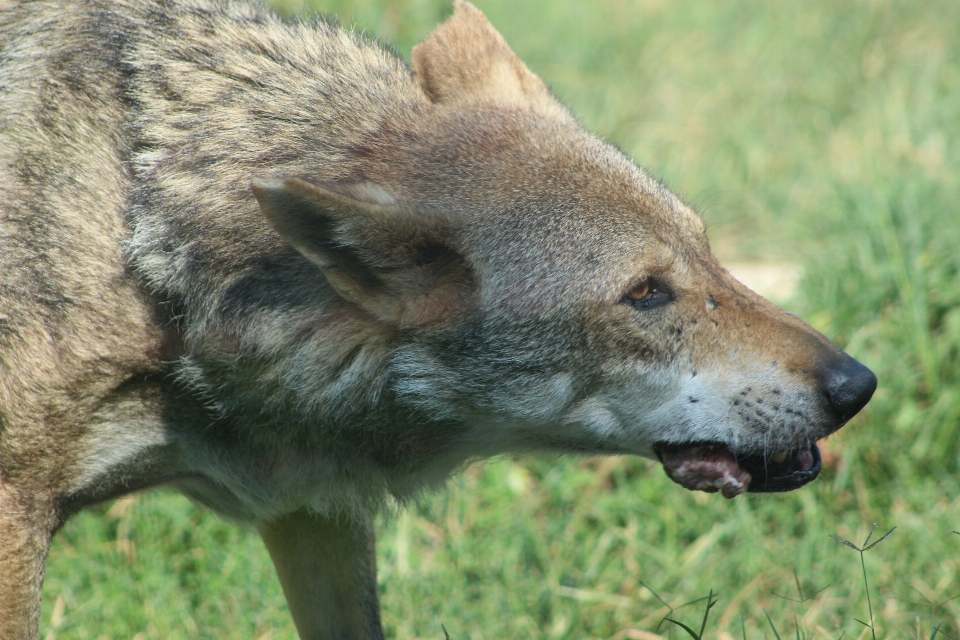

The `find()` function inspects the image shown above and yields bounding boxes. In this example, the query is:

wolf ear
[252,178,472,325]
[412,0,551,105]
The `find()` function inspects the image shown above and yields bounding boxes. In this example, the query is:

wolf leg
[259,509,384,640]
[0,484,57,640]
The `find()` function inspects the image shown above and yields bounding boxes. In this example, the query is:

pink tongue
[660,445,751,499]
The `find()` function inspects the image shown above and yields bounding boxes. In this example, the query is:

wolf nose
[822,355,877,423]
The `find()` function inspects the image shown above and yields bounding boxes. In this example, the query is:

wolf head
[252,1,875,498]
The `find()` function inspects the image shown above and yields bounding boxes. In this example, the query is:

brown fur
[0,1,874,637]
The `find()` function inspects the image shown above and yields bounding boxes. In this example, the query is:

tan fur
[0,1,874,637]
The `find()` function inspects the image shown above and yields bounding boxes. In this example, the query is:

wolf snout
[821,354,877,424]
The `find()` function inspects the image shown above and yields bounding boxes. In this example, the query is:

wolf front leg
[0,485,57,640]
[259,509,384,640]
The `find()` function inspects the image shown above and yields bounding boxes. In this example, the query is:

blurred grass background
[39,0,960,638]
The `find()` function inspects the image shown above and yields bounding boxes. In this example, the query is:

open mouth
[653,442,822,499]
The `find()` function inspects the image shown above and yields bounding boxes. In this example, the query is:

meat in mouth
[654,442,822,499]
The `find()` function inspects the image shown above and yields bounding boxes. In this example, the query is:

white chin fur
[578,364,824,457]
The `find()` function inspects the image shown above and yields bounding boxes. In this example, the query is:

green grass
[40,0,960,638]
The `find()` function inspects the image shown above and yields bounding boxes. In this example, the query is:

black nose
[822,354,877,423]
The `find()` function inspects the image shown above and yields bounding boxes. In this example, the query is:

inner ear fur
[412,0,553,106]
[252,178,472,326]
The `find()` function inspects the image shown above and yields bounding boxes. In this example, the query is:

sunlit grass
[40,0,960,638]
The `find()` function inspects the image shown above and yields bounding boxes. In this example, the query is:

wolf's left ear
[412,0,553,106]
[252,178,472,326]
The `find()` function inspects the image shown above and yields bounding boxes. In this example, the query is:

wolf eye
[622,277,672,310]
[626,280,650,302]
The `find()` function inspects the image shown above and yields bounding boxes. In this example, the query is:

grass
[39,0,960,638]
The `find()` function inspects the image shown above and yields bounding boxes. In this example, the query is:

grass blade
[763,609,783,640]
[697,589,718,637]
[863,526,897,551]
[639,580,672,609]
[829,535,861,551]
[663,617,702,639]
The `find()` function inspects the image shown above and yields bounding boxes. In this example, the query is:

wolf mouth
[653,442,822,499]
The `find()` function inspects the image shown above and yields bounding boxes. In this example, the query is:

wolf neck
[127,0,426,307]
[122,5,458,470]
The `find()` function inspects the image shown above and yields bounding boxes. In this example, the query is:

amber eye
[625,279,652,303]
[622,277,673,310]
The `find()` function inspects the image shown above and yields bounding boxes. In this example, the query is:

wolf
[0,0,876,637]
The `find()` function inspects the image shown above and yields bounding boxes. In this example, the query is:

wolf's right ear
[252,178,384,305]
[252,178,472,326]
[412,0,553,106]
